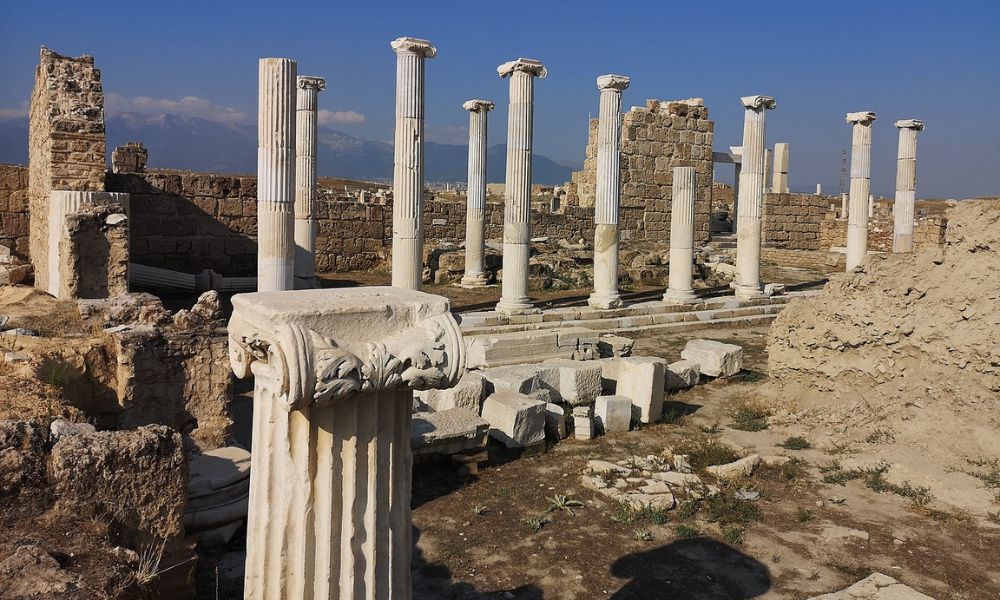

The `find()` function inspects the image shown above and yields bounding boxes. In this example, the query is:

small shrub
[778,459,808,482]
[729,403,770,432]
[864,428,896,445]
[546,494,584,516]
[671,438,743,471]
[472,505,488,516]
[721,524,745,545]
[40,362,69,389]
[796,508,813,523]
[659,405,688,425]
[698,423,722,434]
[704,489,761,526]
[633,528,653,542]
[777,436,811,450]
[676,499,701,520]
[674,524,700,539]
[523,515,551,532]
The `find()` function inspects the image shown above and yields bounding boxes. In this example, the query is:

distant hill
[0,113,575,184]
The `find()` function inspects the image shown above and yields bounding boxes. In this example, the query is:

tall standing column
[390,37,437,290]
[230,287,465,599]
[773,142,789,193]
[734,95,776,301]
[763,148,773,193]
[496,58,547,315]
[294,76,325,287]
[892,119,924,253]
[460,99,495,287]
[664,167,697,304]
[258,58,297,292]
[588,74,630,310]
[845,111,877,270]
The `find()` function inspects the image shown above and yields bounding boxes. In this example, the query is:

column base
[892,234,913,253]
[496,296,538,316]
[459,273,490,287]
[734,284,765,302]
[662,288,698,305]
[587,292,622,310]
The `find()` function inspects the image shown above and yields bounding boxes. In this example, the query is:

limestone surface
[615,356,665,423]
[665,359,700,390]
[681,339,744,377]
[594,395,632,433]
[806,573,935,600]
[481,391,547,448]
[542,358,602,405]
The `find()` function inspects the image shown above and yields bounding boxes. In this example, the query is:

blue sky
[1,0,998,198]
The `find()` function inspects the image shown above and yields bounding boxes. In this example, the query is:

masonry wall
[0,165,29,257]
[762,192,838,251]
[819,214,947,252]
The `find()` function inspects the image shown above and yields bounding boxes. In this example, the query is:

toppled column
[257,58,297,292]
[773,142,789,193]
[293,76,325,287]
[892,119,924,253]
[229,287,465,599]
[460,99,495,287]
[734,95,776,301]
[390,37,437,290]
[588,74,630,310]
[845,111,877,270]
[496,58,547,315]
[664,166,697,304]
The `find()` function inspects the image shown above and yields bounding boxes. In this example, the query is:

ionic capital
[463,99,495,112]
[596,74,630,92]
[740,95,776,110]
[497,58,547,79]
[390,37,437,58]
[846,111,877,125]
[894,118,924,131]
[297,76,326,92]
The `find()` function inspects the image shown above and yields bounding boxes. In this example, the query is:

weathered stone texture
[0,165,30,258]
[820,212,946,253]
[762,192,836,251]
[59,199,129,299]
[111,141,148,173]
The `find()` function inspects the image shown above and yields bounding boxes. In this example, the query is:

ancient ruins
[0,19,996,600]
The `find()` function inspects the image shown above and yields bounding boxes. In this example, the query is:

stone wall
[820,214,947,252]
[762,192,838,251]
[0,165,29,257]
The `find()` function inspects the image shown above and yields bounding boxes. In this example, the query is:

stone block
[665,359,700,390]
[615,357,665,424]
[572,406,593,440]
[423,371,486,414]
[544,403,567,440]
[542,358,602,406]
[411,408,489,456]
[597,334,635,358]
[680,339,743,378]
[594,395,632,433]
[480,391,546,448]
[480,365,541,395]
[705,454,760,480]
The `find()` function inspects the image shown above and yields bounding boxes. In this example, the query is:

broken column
[734,95,776,301]
[892,119,924,253]
[257,58,297,292]
[293,76,325,287]
[663,166,697,304]
[773,142,789,193]
[390,37,437,290]
[496,58,547,315]
[845,111,877,270]
[588,74,630,310]
[460,99,495,287]
[229,287,465,598]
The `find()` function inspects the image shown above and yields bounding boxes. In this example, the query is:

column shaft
[892,120,923,253]
[258,58,297,292]
[294,77,324,285]
[773,142,789,193]
[664,167,697,304]
[845,112,876,270]
[734,96,775,300]
[461,101,493,286]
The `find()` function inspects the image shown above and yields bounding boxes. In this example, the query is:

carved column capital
[894,118,924,131]
[463,99,495,112]
[596,74,630,91]
[297,76,326,92]
[497,58,547,79]
[390,36,437,58]
[740,95,776,110]
[846,111,877,125]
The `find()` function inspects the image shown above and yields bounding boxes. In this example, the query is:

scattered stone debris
[681,338,744,377]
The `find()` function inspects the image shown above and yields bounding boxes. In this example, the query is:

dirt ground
[411,327,1000,600]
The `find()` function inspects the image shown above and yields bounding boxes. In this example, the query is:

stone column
[845,111,877,270]
[892,119,924,253]
[230,287,465,599]
[730,146,742,229]
[773,142,789,193]
[496,58,547,315]
[664,167,697,304]
[763,148,773,193]
[734,95,776,301]
[390,37,437,290]
[460,99,495,287]
[293,76,325,287]
[258,58,297,292]
[841,193,849,218]
[588,74,630,310]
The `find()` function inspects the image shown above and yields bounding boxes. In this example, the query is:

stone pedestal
[734,95,776,301]
[496,58,547,315]
[258,58,297,292]
[773,142,789,193]
[845,111,877,270]
[461,99,495,287]
[390,38,437,290]
[47,190,130,299]
[294,76,325,287]
[229,287,465,599]
[892,119,924,253]
[664,167,697,304]
[588,74,630,310]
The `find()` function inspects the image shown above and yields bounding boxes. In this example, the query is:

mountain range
[0,113,579,184]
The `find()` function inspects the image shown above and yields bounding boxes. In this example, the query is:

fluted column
[845,111,877,270]
[734,95,776,301]
[258,58,297,292]
[588,74,630,310]
[763,148,773,193]
[664,167,697,304]
[390,37,437,290]
[230,287,465,600]
[460,99,495,287]
[496,58,547,315]
[773,142,789,193]
[293,76,325,287]
[892,119,924,253]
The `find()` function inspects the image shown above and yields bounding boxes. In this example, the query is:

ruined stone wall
[762,192,837,251]
[760,247,844,271]
[28,48,106,290]
[0,165,29,257]
[567,99,715,244]
[819,214,947,252]
[60,200,129,298]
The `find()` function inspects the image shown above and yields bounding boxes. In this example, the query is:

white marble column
[845,111,877,270]
[588,74,630,310]
[773,142,789,193]
[460,99,495,287]
[734,95,776,301]
[258,58,297,292]
[496,58,547,315]
[390,37,437,290]
[841,193,849,218]
[294,76,325,288]
[230,287,465,600]
[892,119,924,253]
[664,167,697,304]
[763,148,773,193]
